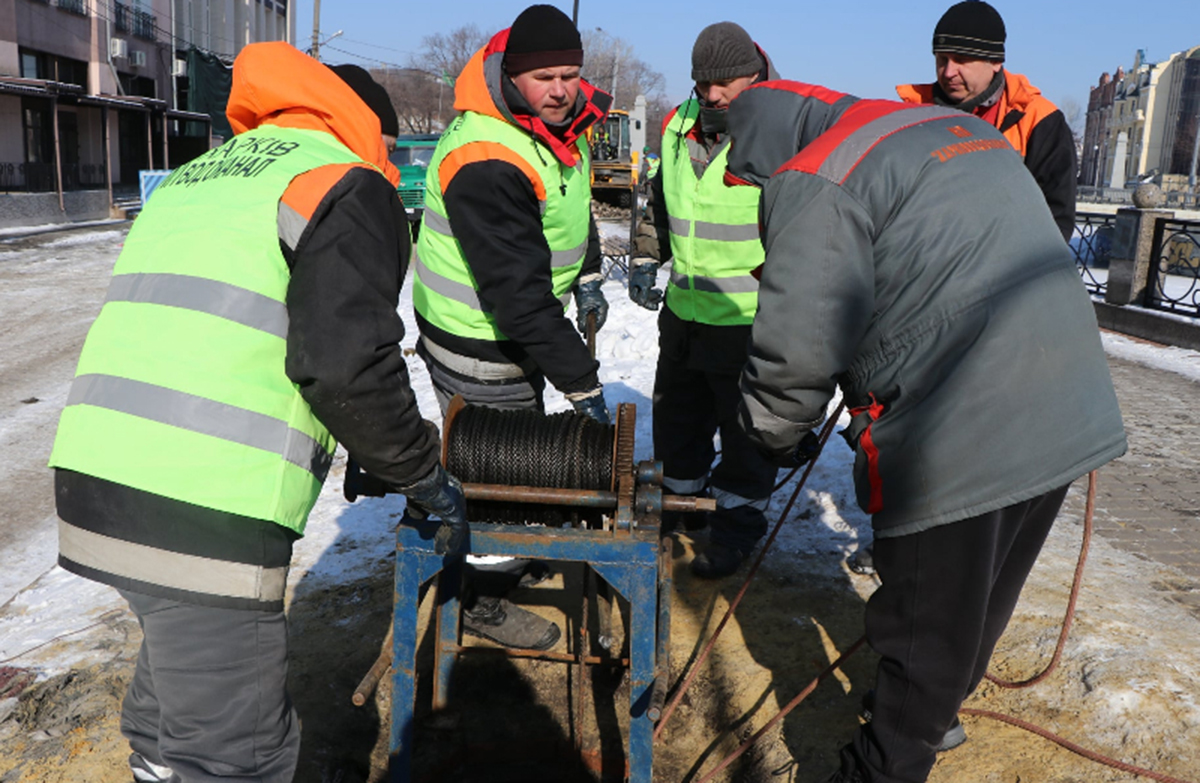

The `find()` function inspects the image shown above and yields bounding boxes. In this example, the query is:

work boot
[860,690,968,752]
[463,596,560,651]
[689,542,745,579]
[129,752,176,783]
[848,544,876,576]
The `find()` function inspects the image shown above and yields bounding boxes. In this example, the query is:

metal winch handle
[461,482,715,513]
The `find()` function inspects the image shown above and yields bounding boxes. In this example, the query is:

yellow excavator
[590,99,646,207]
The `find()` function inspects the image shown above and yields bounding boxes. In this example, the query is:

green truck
[389,133,440,239]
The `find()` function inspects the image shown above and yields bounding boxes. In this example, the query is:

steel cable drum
[444,404,615,527]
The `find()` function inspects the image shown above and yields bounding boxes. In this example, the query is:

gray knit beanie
[691,22,761,82]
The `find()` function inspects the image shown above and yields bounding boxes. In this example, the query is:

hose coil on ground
[445,405,615,526]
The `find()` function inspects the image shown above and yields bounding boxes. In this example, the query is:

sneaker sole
[463,621,562,652]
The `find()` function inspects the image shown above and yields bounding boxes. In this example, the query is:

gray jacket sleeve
[738,173,876,456]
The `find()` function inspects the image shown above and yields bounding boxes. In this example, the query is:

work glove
[767,430,823,469]
[403,463,468,555]
[628,258,663,311]
[567,387,611,425]
[573,276,608,333]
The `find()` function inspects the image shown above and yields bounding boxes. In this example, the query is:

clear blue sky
[295,1,1200,113]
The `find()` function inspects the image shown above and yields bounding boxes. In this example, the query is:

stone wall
[0,191,112,230]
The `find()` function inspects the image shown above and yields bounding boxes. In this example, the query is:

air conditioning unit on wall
[129,51,147,68]
[110,38,128,59]
[171,59,187,78]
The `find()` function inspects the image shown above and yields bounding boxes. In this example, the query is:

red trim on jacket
[742,80,848,105]
[776,100,899,178]
[849,394,886,515]
[661,106,679,137]
[723,170,757,188]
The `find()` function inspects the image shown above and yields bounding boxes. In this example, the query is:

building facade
[0,0,293,225]
[1084,46,1200,191]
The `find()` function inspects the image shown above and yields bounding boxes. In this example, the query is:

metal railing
[0,162,55,193]
[114,1,130,32]
[1146,218,1200,318]
[133,8,156,39]
[56,0,86,15]
[1070,211,1117,297]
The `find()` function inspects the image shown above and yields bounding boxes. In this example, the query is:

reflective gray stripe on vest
[817,106,963,184]
[694,221,759,242]
[66,374,332,480]
[277,202,308,252]
[670,269,758,294]
[550,241,587,269]
[669,217,759,243]
[59,520,289,603]
[415,250,573,311]
[105,273,289,340]
[423,209,454,237]
[426,208,578,266]
[419,335,535,380]
[414,249,487,312]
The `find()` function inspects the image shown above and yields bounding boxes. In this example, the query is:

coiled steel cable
[445,405,615,526]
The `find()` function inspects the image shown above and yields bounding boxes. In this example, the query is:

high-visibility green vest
[49,127,364,534]
[662,100,763,326]
[414,111,590,341]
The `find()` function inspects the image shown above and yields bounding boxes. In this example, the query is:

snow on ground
[2,222,1199,754]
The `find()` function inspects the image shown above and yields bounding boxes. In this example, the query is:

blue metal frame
[390,518,662,782]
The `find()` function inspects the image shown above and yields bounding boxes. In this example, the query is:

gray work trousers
[119,590,300,783]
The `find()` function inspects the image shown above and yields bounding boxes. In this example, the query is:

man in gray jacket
[724,81,1126,783]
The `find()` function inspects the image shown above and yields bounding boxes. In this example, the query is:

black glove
[627,258,663,310]
[573,278,608,333]
[569,388,611,425]
[403,464,468,555]
[343,457,389,502]
[769,430,823,469]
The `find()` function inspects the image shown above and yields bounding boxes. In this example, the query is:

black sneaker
[690,542,745,579]
[463,596,561,651]
[848,545,876,576]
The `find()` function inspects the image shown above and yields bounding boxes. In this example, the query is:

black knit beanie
[691,22,761,82]
[329,64,400,137]
[504,5,583,74]
[933,1,1006,61]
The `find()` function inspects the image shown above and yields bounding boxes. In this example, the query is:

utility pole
[311,0,321,61]
[610,57,619,108]
[572,0,579,26]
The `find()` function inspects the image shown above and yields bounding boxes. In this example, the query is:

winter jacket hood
[454,28,612,167]
[226,42,400,186]
[723,80,860,188]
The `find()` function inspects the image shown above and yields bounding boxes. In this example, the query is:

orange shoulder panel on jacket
[437,141,547,202]
[281,162,376,221]
[895,83,934,104]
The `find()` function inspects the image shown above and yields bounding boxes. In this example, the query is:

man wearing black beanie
[897,1,1077,241]
[411,5,614,649]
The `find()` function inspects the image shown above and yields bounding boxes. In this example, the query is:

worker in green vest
[47,44,463,783]
[629,22,779,579]
[412,6,612,648]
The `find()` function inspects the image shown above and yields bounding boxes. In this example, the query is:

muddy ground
[2,476,1198,783]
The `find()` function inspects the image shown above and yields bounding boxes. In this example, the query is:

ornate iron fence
[1146,218,1200,318]
[0,162,55,193]
[1070,211,1116,297]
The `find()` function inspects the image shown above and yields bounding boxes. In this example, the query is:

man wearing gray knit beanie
[628,22,780,580]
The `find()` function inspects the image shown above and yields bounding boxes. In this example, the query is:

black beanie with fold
[504,5,584,74]
[932,1,1006,61]
[330,63,400,137]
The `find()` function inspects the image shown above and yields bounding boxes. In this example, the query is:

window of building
[17,48,89,89]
